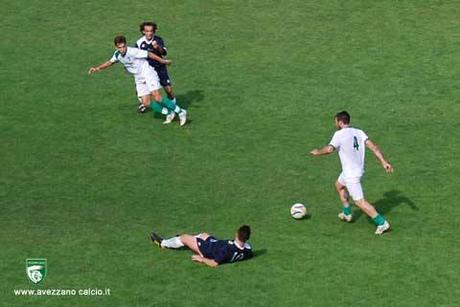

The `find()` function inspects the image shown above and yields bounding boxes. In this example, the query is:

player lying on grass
[310,111,394,235]
[88,35,187,126]
[136,22,178,113]
[150,225,253,267]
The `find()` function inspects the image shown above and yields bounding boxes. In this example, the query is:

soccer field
[2,0,460,306]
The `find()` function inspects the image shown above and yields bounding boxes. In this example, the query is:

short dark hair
[113,35,127,46]
[139,21,157,33]
[335,111,350,124]
[237,225,251,242]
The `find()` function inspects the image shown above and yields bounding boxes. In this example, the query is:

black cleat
[138,104,148,113]
[150,232,163,248]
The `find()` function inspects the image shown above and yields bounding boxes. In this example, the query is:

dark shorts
[196,236,217,258]
[155,67,172,87]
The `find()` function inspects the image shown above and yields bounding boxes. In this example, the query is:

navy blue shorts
[155,67,172,87]
[196,236,217,258]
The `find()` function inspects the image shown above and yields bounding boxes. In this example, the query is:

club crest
[26,259,47,284]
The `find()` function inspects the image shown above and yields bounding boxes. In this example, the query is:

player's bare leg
[141,95,150,108]
[354,199,378,217]
[336,181,352,222]
[153,233,206,256]
[150,89,162,104]
[164,85,175,101]
[179,234,204,256]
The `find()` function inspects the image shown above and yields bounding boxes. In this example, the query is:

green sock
[372,214,386,226]
[342,205,352,216]
[150,102,170,115]
[161,97,181,113]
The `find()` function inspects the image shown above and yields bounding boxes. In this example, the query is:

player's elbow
[365,139,377,150]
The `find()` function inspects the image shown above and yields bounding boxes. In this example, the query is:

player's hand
[88,67,98,74]
[310,149,320,156]
[382,161,394,173]
[191,255,203,263]
[161,59,172,65]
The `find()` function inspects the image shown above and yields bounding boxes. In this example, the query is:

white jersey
[110,47,150,76]
[329,127,368,178]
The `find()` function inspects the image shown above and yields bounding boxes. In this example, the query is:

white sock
[161,236,184,248]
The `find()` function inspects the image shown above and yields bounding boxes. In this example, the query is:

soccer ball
[290,203,307,219]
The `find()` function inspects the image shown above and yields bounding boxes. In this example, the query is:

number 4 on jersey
[353,136,359,151]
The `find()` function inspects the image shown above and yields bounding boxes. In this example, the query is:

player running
[88,35,187,126]
[150,225,253,267]
[136,22,178,113]
[310,111,394,235]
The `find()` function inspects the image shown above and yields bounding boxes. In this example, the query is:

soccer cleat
[163,112,175,124]
[179,110,187,126]
[150,232,164,248]
[338,212,353,222]
[375,221,391,235]
[138,104,148,113]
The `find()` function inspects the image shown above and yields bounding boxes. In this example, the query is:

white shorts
[135,67,161,97]
[337,173,364,201]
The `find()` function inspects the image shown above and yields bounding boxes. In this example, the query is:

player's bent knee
[335,181,345,191]
[180,234,192,243]
[151,91,162,102]
[198,233,209,240]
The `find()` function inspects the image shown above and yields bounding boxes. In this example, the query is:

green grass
[1,0,460,306]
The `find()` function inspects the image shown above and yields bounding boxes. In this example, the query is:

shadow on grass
[252,249,267,258]
[176,90,204,109]
[354,190,418,223]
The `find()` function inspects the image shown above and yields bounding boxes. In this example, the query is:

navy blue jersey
[197,236,253,265]
[136,35,167,69]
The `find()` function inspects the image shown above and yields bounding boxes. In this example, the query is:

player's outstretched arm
[88,61,114,74]
[191,255,219,268]
[365,139,394,173]
[147,52,172,65]
[310,145,335,156]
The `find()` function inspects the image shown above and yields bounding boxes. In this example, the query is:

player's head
[114,35,127,55]
[139,21,157,40]
[236,225,251,243]
[335,111,350,129]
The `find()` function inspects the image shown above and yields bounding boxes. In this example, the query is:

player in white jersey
[88,36,187,126]
[310,111,394,235]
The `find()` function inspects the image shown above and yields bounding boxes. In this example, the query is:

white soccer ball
[290,203,307,219]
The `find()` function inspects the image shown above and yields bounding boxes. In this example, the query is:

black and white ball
[290,203,307,219]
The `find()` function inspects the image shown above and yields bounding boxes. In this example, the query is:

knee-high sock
[372,214,386,226]
[161,236,184,249]
[342,203,352,215]
[161,97,183,114]
[150,101,171,115]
